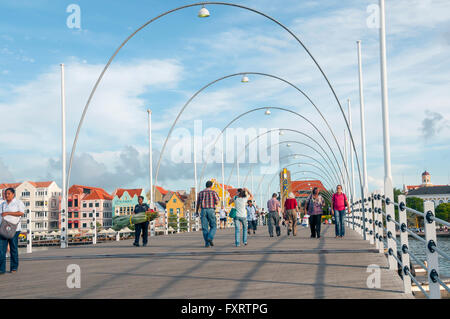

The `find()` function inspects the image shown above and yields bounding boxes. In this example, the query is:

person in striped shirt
[196,180,220,247]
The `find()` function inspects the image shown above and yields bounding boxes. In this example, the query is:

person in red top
[284,192,299,236]
[332,185,351,238]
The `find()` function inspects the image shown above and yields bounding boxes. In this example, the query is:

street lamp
[279,130,284,136]
[241,74,249,83]
[264,109,271,115]
[198,6,210,18]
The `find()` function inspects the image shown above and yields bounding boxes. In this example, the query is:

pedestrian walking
[304,187,325,238]
[284,192,299,236]
[196,181,220,247]
[246,200,257,235]
[133,196,150,247]
[229,188,253,246]
[219,205,227,229]
[267,193,281,237]
[331,185,351,238]
[0,188,24,274]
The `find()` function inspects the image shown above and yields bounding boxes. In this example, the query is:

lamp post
[379,0,397,269]
[348,99,356,204]
[60,63,68,249]
[147,109,153,208]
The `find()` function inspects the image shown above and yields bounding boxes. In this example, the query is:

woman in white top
[219,205,227,229]
[0,187,25,274]
[229,188,253,247]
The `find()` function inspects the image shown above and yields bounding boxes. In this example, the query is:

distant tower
[279,168,292,208]
[421,171,432,186]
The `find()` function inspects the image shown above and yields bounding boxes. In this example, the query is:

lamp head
[241,75,249,83]
[198,6,210,18]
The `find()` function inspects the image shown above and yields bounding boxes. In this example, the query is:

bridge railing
[345,191,449,299]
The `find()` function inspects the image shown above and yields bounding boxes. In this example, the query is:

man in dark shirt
[133,196,150,247]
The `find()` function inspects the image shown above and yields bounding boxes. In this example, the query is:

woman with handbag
[229,188,253,247]
[0,187,25,274]
[304,187,324,238]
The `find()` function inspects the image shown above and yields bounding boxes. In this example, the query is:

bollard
[176,211,180,233]
[164,209,168,235]
[423,201,441,299]
[26,210,32,253]
[116,232,120,241]
[92,209,97,245]
[398,194,412,294]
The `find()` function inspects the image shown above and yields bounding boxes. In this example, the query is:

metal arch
[254,140,348,200]
[263,170,333,204]
[282,162,336,191]
[226,128,342,188]
[245,140,348,195]
[245,153,340,187]
[198,107,350,194]
[65,1,362,205]
[155,72,353,203]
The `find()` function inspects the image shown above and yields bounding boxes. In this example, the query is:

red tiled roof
[69,184,111,199]
[291,180,326,196]
[114,188,143,199]
[29,181,53,188]
[83,189,113,201]
[0,183,21,189]
[155,186,168,195]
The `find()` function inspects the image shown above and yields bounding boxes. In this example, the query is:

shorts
[220,218,227,222]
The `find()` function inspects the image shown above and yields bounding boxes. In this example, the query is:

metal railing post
[26,210,32,253]
[375,191,384,254]
[164,209,168,235]
[385,191,398,270]
[92,208,97,245]
[423,201,441,299]
[186,212,190,232]
[398,194,412,294]
[196,213,200,232]
[176,211,180,233]
[150,220,155,237]
[368,194,374,245]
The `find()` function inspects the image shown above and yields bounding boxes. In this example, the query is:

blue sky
[0,0,449,199]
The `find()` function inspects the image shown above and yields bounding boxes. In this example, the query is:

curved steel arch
[290,171,334,200]
[254,140,348,202]
[281,162,336,191]
[244,153,340,188]
[226,128,343,188]
[66,2,363,211]
[155,72,352,203]
[197,107,350,194]
[263,169,333,205]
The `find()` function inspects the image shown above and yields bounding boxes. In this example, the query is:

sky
[0,0,449,199]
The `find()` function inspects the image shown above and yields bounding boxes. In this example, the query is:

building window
[170,208,173,214]
[95,203,99,207]
[82,223,87,228]
[96,213,99,217]
[89,203,93,208]
[173,199,176,203]
[68,212,72,218]
[74,222,79,229]
[83,203,87,208]
[83,213,87,218]
[74,212,79,218]
[68,223,72,229]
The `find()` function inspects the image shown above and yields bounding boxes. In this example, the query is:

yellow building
[210,178,238,211]
[165,192,186,218]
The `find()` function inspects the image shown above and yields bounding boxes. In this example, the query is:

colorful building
[112,188,147,217]
[80,189,113,232]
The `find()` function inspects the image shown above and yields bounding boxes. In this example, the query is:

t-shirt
[332,193,347,211]
[234,196,248,218]
[0,198,25,232]
[284,198,298,210]
[267,198,280,212]
[219,209,227,219]
[246,205,257,221]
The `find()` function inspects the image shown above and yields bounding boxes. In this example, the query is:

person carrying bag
[0,188,25,274]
